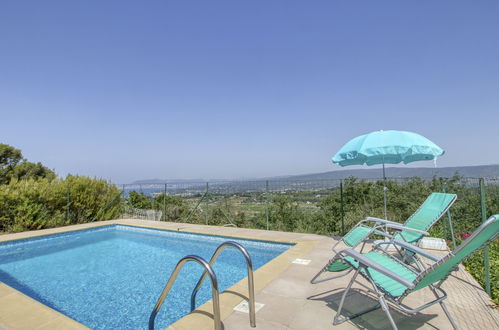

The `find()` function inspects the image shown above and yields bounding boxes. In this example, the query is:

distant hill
[131,178,227,185]
[131,164,499,185]
[132,178,205,185]
[127,164,499,195]
[272,164,499,182]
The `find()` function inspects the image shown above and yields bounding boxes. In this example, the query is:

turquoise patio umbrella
[332,130,444,218]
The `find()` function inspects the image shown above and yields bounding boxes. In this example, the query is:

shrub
[0,176,120,232]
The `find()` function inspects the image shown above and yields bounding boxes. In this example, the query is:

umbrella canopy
[332,130,444,219]
[332,130,444,167]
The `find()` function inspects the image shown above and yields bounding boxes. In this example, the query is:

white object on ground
[418,237,448,250]
[233,301,265,313]
[375,237,448,251]
[292,258,311,265]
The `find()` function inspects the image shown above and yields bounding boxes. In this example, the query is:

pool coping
[0,219,318,329]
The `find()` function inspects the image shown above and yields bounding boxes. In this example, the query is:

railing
[149,241,256,329]
[190,241,256,327]
[148,255,221,330]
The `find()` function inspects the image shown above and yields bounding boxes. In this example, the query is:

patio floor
[222,238,498,330]
[0,219,497,330]
[165,221,498,330]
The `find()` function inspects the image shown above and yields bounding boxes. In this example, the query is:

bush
[269,195,304,232]
[0,176,120,232]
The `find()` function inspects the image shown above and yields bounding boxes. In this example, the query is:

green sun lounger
[332,214,498,330]
[311,192,457,284]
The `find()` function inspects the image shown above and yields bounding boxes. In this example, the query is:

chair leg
[430,286,459,330]
[333,268,359,325]
[439,301,459,330]
[378,294,398,330]
[332,268,382,325]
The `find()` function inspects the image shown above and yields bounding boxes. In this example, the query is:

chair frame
[311,219,429,284]
[333,242,456,329]
[333,215,498,330]
[311,192,456,284]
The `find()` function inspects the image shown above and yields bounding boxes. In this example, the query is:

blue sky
[1,1,498,183]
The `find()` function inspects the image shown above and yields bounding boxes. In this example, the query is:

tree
[0,143,55,184]
[9,161,56,182]
[0,144,23,183]
[127,191,154,209]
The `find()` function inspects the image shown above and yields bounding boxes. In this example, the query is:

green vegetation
[0,176,121,232]
[0,144,121,232]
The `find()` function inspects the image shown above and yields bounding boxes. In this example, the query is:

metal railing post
[205,182,209,225]
[121,184,125,218]
[479,178,491,296]
[265,180,269,230]
[66,184,71,222]
[183,183,208,223]
[438,180,448,241]
[152,187,156,212]
[340,180,345,235]
[441,183,456,249]
[163,183,167,221]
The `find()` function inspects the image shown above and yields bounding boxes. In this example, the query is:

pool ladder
[148,241,256,330]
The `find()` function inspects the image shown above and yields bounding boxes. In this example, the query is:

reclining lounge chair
[333,214,498,330]
[311,192,457,284]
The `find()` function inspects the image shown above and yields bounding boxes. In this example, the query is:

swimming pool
[0,225,291,329]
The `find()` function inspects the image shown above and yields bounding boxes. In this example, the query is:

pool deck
[0,219,497,330]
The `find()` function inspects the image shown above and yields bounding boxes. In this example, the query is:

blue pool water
[0,225,291,329]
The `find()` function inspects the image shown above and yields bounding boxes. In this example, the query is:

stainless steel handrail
[190,241,256,327]
[148,255,221,330]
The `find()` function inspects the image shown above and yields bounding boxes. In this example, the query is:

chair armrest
[371,225,428,240]
[376,240,441,262]
[371,229,396,240]
[341,249,416,289]
[364,217,399,225]
[384,224,429,236]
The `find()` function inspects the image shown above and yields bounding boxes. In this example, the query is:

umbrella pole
[382,162,387,219]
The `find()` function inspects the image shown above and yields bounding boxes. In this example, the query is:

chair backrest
[396,192,457,243]
[413,214,499,291]
[342,225,373,247]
